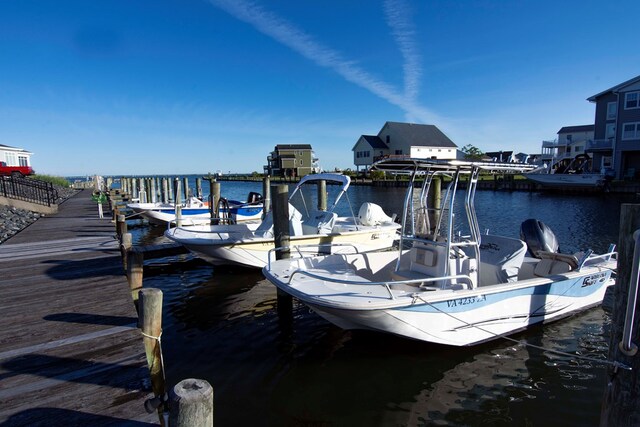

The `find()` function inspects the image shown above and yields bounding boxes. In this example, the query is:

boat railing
[579,248,617,269]
[284,269,475,300]
[266,243,361,269]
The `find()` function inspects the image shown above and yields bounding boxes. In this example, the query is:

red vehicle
[0,161,35,177]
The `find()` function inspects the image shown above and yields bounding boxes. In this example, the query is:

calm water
[128,179,635,427]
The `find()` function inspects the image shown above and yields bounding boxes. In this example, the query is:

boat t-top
[263,157,617,346]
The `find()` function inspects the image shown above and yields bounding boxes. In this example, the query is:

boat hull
[172,228,398,268]
[524,173,604,187]
[263,252,615,346]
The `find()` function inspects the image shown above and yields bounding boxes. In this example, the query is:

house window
[607,102,617,120]
[625,92,640,109]
[18,156,28,166]
[622,122,640,140]
[606,123,616,138]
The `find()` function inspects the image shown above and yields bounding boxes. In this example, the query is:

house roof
[587,74,640,102]
[382,121,457,148]
[557,125,594,134]
[359,135,387,149]
[0,143,32,154]
[275,144,312,150]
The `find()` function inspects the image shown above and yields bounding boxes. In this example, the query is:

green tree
[461,144,485,160]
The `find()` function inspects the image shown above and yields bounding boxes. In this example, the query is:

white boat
[262,158,617,346]
[524,154,606,188]
[128,193,263,226]
[165,173,401,268]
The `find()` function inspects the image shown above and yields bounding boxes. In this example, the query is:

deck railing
[0,176,58,207]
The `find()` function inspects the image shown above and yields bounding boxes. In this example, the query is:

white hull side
[524,173,604,187]
[180,229,398,268]
[306,284,609,346]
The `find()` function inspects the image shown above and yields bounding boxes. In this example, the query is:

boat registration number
[446,295,486,308]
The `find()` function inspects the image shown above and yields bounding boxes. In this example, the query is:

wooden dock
[0,189,159,426]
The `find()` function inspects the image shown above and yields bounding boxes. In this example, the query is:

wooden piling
[120,232,132,269]
[169,378,214,427]
[600,204,640,426]
[139,288,167,416]
[262,175,271,217]
[317,179,327,211]
[116,214,127,240]
[126,247,144,311]
[150,178,157,203]
[196,178,203,199]
[183,177,189,200]
[211,181,221,220]
[272,184,293,318]
[428,176,441,233]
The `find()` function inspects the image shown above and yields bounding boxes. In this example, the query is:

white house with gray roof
[352,121,458,171]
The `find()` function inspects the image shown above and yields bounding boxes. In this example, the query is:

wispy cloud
[208,0,439,123]
[383,0,421,102]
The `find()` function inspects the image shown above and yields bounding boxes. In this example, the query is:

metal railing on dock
[0,175,58,207]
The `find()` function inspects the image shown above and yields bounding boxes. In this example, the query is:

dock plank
[0,189,158,426]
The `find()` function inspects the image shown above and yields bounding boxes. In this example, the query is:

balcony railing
[587,139,614,151]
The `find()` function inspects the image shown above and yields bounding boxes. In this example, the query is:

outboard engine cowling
[358,203,393,226]
[519,218,559,257]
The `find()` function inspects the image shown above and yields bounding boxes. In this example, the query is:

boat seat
[476,235,527,286]
[254,204,303,238]
[302,210,337,235]
[533,258,572,276]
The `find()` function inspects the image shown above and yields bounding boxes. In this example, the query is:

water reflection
[127,183,631,426]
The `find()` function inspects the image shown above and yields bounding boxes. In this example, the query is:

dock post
[428,176,441,233]
[273,184,293,319]
[169,378,214,427]
[116,214,127,241]
[600,204,640,426]
[196,178,203,199]
[262,175,271,218]
[162,178,169,204]
[317,179,327,211]
[121,232,132,270]
[211,181,221,221]
[150,178,157,203]
[174,179,183,227]
[126,247,144,312]
[139,288,167,419]
[183,177,190,200]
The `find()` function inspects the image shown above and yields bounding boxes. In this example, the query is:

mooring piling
[170,378,214,427]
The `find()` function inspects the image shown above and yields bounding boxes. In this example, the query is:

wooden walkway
[0,190,158,426]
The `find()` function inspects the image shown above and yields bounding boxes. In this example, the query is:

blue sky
[1,0,639,176]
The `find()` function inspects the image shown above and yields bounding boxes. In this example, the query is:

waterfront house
[352,121,458,172]
[264,144,319,178]
[0,144,33,168]
[539,125,595,166]
[587,74,640,179]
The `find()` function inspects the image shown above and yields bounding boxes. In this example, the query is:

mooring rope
[141,329,168,386]
[412,294,632,371]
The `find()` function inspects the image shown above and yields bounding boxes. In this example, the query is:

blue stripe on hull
[399,271,612,314]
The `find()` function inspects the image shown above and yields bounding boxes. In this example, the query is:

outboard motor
[519,219,560,257]
[246,192,263,205]
[358,203,393,226]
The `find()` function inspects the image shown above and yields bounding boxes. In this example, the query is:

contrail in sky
[208,0,437,123]
[384,0,422,103]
